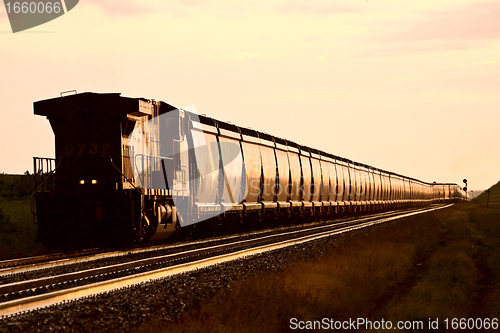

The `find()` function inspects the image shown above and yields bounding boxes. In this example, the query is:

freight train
[32,92,467,248]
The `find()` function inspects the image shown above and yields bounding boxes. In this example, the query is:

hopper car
[32,92,467,248]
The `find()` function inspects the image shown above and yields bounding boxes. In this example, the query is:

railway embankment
[134,181,500,333]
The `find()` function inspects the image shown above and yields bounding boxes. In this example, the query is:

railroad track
[0,249,103,270]
[0,204,452,318]
[0,206,428,278]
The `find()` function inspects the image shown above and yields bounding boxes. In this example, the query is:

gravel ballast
[0,226,374,333]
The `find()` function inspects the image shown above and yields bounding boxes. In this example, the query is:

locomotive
[32,92,467,248]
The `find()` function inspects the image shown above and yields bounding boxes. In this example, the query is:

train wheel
[138,216,151,242]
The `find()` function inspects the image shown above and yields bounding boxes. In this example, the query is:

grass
[135,180,500,333]
[0,174,51,260]
[380,193,500,330]
[381,214,476,325]
[473,181,500,207]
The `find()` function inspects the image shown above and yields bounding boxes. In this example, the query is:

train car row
[32,93,466,248]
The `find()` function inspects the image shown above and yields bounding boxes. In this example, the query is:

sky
[0,0,498,192]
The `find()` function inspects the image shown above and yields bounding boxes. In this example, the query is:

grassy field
[0,174,51,260]
[137,181,500,333]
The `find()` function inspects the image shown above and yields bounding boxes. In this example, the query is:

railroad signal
[462,179,468,199]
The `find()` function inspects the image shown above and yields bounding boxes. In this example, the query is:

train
[32,92,467,248]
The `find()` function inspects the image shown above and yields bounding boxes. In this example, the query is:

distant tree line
[0,173,34,199]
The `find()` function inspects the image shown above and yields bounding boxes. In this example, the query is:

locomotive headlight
[92,179,98,185]
[79,180,85,185]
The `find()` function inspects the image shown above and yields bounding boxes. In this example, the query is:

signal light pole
[463,179,468,200]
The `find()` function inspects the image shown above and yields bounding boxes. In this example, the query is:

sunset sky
[1,0,498,191]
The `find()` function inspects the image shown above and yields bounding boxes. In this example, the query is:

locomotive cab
[33,92,178,247]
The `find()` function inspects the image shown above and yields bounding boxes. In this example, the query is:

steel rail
[0,205,438,295]
[0,249,102,270]
[0,204,453,318]
[0,206,434,282]
[0,207,419,278]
